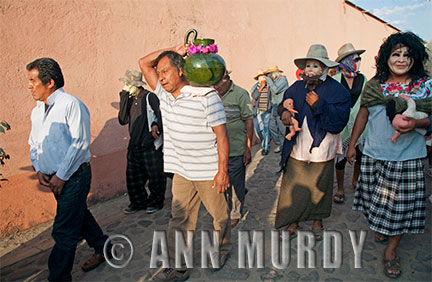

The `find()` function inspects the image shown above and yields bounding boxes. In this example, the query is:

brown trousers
[167,174,232,268]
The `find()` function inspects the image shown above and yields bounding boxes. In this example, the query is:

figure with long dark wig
[347,32,432,279]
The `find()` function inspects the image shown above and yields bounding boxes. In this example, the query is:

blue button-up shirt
[28,88,91,181]
[265,76,289,105]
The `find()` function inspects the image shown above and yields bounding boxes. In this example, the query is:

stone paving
[1,143,431,281]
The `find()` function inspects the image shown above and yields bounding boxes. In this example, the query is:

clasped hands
[37,171,65,196]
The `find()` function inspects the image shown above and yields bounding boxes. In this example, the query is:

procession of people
[25,30,431,281]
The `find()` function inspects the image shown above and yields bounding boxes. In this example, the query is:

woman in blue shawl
[275,44,350,240]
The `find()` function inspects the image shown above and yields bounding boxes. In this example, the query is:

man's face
[156,56,183,93]
[304,60,324,77]
[27,69,52,103]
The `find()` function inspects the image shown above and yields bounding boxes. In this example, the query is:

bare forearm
[138,45,180,91]
[348,107,369,149]
[245,119,253,151]
[414,117,430,129]
[214,125,229,173]
[139,49,167,91]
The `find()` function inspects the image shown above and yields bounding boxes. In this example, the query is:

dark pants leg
[48,165,107,282]
[226,156,246,220]
[145,147,167,208]
[126,147,150,209]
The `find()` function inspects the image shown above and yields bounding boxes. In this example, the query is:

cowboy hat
[254,69,266,80]
[119,69,146,87]
[335,43,365,62]
[264,65,283,74]
[294,44,339,70]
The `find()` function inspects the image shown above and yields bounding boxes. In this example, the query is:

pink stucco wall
[0,0,398,236]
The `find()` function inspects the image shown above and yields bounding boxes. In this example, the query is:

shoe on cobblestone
[81,253,105,272]
[146,206,163,214]
[154,268,190,281]
[123,205,144,214]
[274,147,281,153]
[262,150,269,156]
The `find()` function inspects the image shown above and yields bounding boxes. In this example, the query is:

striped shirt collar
[180,85,215,97]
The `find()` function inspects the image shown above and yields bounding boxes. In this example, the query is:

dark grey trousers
[226,156,246,220]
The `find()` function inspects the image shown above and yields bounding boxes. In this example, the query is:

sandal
[312,227,324,241]
[375,232,389,244]
[279,228,298,240]
[383,256,401,279]
[333,193,345,204]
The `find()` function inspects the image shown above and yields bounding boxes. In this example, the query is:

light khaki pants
[167,174,232,268]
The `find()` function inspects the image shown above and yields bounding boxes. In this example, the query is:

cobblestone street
[1,144,431,281]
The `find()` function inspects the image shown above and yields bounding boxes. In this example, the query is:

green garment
[360,77,432,114]
[333,73,368,142]
[221,83,253,157]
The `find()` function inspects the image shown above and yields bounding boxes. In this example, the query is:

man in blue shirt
[27,58,108,281]
[264,66,289,153]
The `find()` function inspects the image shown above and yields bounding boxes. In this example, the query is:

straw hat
[119,69,146,87]
[294,44,339,70]
[254,69,266,80]
[335,43,365,62]
[264,65,283,74]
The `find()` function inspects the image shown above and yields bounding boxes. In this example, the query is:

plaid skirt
[353,155,426,236]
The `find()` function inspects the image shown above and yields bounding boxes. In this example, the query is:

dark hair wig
[26,57,65,89]
[375,32,429,84]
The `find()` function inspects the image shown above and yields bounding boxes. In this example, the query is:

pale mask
[123,83,139,97]
[304,60,324,77]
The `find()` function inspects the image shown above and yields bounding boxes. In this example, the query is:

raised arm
[138,44,187,91]
[265,76,288,95]
[118,90,132,125]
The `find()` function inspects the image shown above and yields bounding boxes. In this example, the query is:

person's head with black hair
[155,51,188,94]
[375,32,429,83]
[26,57,64,89]
[26,58,64,104]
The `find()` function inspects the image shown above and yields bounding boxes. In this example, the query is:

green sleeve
[238,89,253,120]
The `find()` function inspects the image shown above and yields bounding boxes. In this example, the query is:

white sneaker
[274,147,281,153]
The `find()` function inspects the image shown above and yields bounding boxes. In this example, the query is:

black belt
[46,162,90,179]
[72,162,90,177]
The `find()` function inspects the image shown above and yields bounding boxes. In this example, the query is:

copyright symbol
[104,234,134,269]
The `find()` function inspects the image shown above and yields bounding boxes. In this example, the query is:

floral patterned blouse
[380,77,432,99]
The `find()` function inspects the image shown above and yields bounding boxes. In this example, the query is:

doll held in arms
[391,94,428,142]
[282,98,301,140]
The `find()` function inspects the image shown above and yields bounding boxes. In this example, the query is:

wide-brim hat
[254,69,266,80]
[294,44,339,70]
[119,68,146,87]
[264,65,283,74]
[335,43,365,62]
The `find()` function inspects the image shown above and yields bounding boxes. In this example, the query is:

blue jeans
[269,104,286,148]
[48,164,107,282]
[254,111,271,151]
